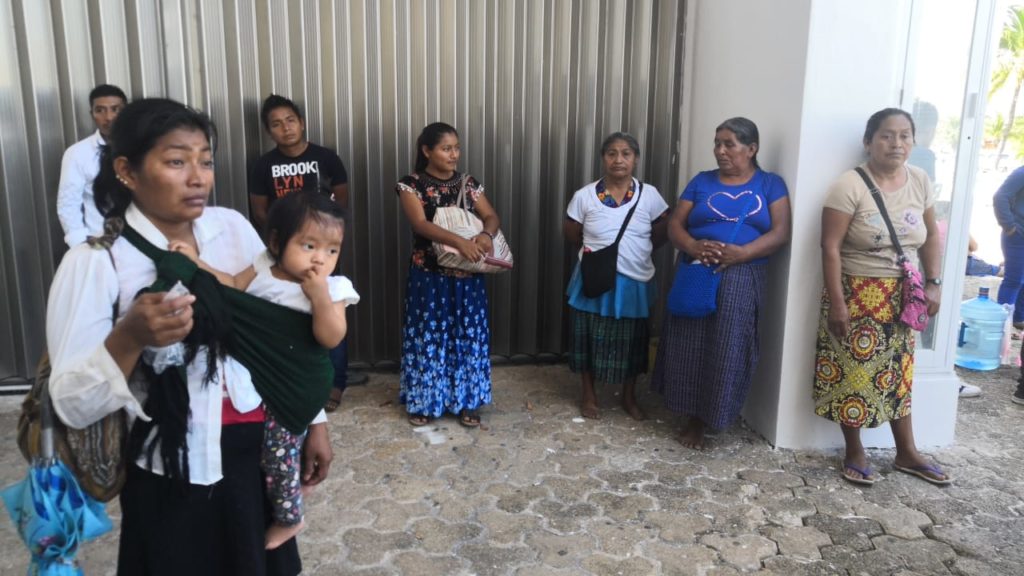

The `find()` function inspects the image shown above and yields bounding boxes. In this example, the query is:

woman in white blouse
[563,132,670,420]
[46,98,331,575]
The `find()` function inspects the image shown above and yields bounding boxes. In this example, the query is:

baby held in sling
[172,190,357,549]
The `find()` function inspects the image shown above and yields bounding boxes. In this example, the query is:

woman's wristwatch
[478,230,495,240]
[925,277,942,286]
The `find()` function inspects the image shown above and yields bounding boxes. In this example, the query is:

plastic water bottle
[955,287,1009,371]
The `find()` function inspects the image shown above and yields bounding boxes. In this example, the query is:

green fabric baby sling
[121,224,333,437]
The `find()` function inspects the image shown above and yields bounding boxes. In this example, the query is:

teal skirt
[565,262,655,319]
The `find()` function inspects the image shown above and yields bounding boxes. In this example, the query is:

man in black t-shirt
[249,94,349,232]
[250,94,366,408]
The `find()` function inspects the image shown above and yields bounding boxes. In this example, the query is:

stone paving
[0,360,1021,575]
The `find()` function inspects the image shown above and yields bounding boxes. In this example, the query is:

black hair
[600,132,641,157]
[94,98,217,218]
[716,117,761,168]
[261,94,303,131]
[265,191,346,271]
[89,84,127,107]
[414,122,459,173]
[863,108,916,145]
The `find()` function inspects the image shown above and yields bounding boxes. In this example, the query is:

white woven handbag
[431,176,514,273]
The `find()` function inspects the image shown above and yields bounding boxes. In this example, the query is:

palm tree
[990,6,1024,170]
[985,113,1005,146]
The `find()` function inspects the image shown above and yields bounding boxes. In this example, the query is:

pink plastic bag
[899,260,929,332]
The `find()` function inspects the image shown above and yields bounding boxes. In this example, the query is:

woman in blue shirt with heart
[652,117,791,450]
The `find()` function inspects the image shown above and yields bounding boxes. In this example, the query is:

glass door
[900,0,997,363]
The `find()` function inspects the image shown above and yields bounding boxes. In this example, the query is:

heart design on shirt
[706,190,763,222]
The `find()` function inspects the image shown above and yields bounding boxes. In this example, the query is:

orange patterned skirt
[813,275,913,428]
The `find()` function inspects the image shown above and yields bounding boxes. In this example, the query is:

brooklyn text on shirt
[272,160,321,197]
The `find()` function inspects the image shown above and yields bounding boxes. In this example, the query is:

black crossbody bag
[580,182,643,298]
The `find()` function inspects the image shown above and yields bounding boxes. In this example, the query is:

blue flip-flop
[841,461,877,486]
[893,463,952,486]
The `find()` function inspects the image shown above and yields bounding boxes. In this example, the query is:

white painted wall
[775,0,925,449]
[682,0,963,449]
[682,0,813,445]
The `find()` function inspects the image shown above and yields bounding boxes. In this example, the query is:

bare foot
[678,419,705,450]
[621,398,647,421]
[621,379,646,421]
[266,520,305,550]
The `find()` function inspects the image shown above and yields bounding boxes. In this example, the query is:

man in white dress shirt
[56,84,127,247]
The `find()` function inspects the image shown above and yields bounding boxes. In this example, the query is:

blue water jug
[955,287,1008,371]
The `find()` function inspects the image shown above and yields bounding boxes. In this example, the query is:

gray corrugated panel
[360,0,390,360]
[15,0,64,273]
[0,0,38,378]
[539,0,573,354]
[160,0,188,102]
[52,0,96,145]
[302,0,323,142]
[266,0,292,95]
[91,0,132,87]
[197,0,237,207]
[15,0,62,358]
[0,0,20,378]
[648,0,685,326]
[125,0,165,96]
[375,0,403,362]
[227,0,264,212]
[0,236,17,377]
[0,0,686,378]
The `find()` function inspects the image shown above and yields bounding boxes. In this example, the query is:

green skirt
[569,309,649,384]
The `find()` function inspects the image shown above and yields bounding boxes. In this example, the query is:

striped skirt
[568,310,650,384]
[813,275,913,428]
[651,263,766,430]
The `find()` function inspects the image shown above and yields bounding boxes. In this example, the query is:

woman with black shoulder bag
[564,132,670,420]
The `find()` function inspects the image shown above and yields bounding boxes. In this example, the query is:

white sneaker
[959,384,982,398]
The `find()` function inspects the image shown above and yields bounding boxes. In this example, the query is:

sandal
[324,388,343,413]
[459,409,481,428]
[893,463,952,486]
[408,413,432,426]
[840,461,877,486]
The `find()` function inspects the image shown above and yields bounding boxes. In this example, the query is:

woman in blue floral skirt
[396,122,501,427]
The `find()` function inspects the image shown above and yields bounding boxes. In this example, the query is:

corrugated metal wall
[0,0,686,380]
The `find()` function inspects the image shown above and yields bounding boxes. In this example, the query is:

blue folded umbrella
[3,384,114,576]
[2,458,112,576]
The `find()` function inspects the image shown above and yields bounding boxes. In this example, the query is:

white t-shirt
[566,179,669,282]
[248,250,360,312]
